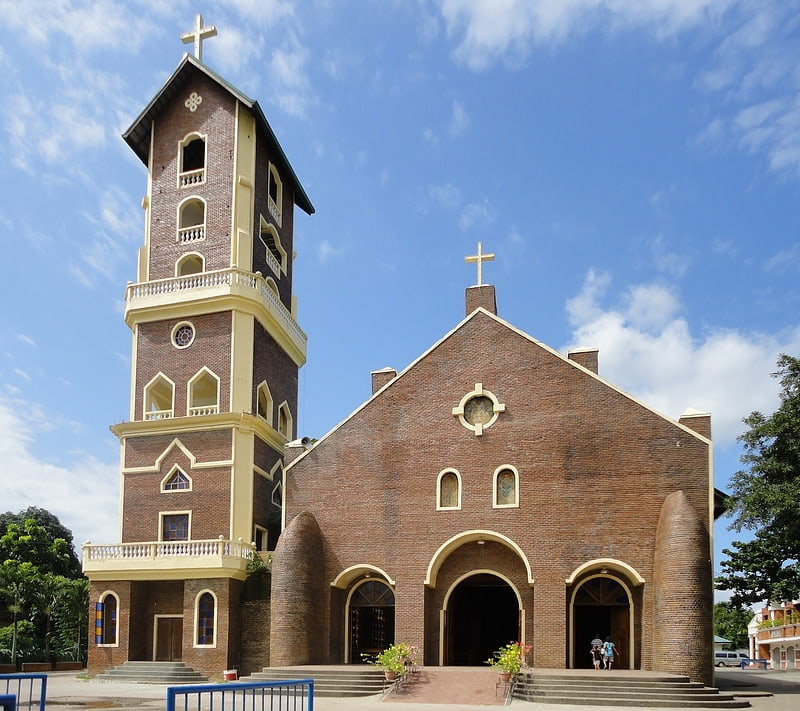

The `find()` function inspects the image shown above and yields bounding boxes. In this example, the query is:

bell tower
[84,16,313,677]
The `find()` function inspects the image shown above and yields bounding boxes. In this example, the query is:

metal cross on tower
[181,14,217,62]
[465,242,495,286]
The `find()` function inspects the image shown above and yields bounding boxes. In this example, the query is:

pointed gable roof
[122,53,314,215]
[287,306,711,468]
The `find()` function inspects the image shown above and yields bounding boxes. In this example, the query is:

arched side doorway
[443,572,521,666]
[347,579,395,663]
[570,575,632,669]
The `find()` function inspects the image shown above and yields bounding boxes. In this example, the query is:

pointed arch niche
[144,373,175,421]
[188,367,220,416]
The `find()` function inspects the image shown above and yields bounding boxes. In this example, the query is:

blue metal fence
[0,694,16,711]
[166,679,314,711]
[0,674,47,711]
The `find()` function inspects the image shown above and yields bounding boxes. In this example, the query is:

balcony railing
[82,538,255,578]
[125,267,307,352]
[178,224,205,243]
[179,168,205,187]
[188,404,219,417]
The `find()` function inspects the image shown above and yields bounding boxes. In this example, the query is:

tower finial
[181,14,217,62]
[465,242,495,286]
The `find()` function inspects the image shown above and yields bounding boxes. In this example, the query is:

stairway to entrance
[243,666,386,697]
[514,670,751,708]
[94,661,208,684]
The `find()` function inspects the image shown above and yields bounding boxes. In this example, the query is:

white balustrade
[83,538,254,562]
[179,169,205,187]
[125,268,307,347]
[178,225,205,243]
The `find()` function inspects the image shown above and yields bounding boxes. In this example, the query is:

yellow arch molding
[331,564,395,589]
[425,529,534,587]
[565,558,645,586]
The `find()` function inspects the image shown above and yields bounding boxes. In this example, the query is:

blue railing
[0,694,15,711]
[0,675,47,711]
[166,679,314,711]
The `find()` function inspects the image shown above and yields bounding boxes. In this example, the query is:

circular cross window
[463,395,494,426]
[172,322,195,349]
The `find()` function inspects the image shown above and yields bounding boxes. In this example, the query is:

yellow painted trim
[564,558,645,585]
[425,530,534,587]
[230,427,254,542]
[125,290,306,367]
[331,564,396,588]
[230,311,254,414]
[232,104,256,269]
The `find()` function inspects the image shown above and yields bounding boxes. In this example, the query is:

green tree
[0,507,81,576]
[50,578,89,662]
[0,560,37,664]
[0,518,76,578]
[713,601,752,650]
[716,354,800,605]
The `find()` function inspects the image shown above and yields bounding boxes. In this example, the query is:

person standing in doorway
[603,637,619,670]
[591,633,605,668]
[591,643,603,670]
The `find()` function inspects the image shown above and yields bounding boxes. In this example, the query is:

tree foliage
[716,354,800,605]
[0,507,81,577]
[0,508,87,664]
[713,601,752,650]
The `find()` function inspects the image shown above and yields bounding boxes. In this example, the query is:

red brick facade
[275,298,715,684]
[86,56,311,681]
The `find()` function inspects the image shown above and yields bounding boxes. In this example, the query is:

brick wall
[281,310,712,677]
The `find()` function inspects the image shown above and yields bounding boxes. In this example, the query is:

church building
[84,18,717,687]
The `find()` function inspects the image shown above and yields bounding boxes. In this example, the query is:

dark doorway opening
[447,573,518,666]
[349,580,395,663]
[572,577,630,669]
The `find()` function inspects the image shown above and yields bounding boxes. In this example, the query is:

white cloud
[564,269,800,446]
[437,0,737,69]
[265,33,316,118]
[0,397,118,552]
[448,100,471,137]
[459,199,494,230]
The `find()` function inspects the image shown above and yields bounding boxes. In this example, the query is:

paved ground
[13,668,800,711]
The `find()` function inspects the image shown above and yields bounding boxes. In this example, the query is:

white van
[714,651,748,667]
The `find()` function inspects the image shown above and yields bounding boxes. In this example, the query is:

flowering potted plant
[486,641,531,681]
[364,643,408,679]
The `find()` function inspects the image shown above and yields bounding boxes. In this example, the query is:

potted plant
[365,643,407,680]
[485,641,532,682]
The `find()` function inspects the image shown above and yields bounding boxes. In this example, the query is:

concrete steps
[95,661,208,684]
[514,672,751,708]
[243,666,386,697]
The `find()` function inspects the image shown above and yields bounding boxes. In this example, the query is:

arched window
[277,402,292,439]
[256,381,273,424]
[179,134,206,187]
[437,469,461,510]
[177,253,204,276]
[188,368,219,416]
[258,220,287,276]
[178,197,205,244]
[144,373,174,420]
[96,592,119,646]
[195,591,216,646]
[493,466,519,508]
[268,164,283,225]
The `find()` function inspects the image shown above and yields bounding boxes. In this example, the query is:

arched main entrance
[445,573,519,666]
[348,579,395,663]
[571,576,631,669]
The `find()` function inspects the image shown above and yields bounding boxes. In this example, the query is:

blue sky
[1,1,799,598]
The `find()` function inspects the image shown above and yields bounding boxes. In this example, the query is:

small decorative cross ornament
[465,242,495,286]
[181,14,217,62]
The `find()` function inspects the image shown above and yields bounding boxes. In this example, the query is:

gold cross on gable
[181,14,217,63]
[465,242,495,286]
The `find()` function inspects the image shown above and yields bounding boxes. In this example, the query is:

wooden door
[155,617,183,661]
